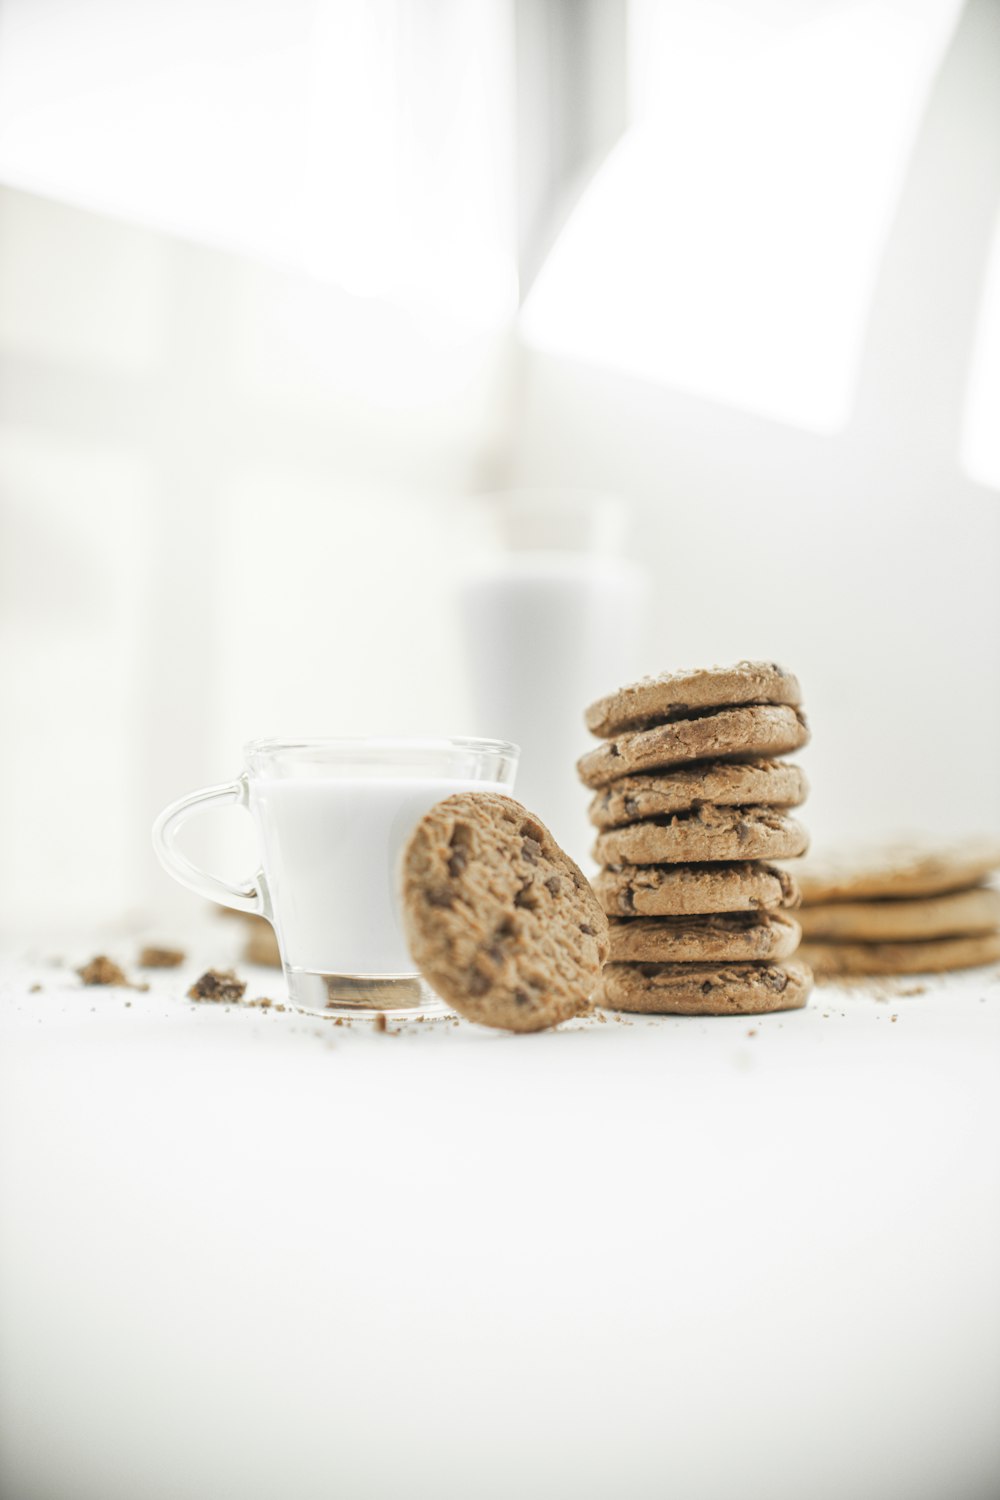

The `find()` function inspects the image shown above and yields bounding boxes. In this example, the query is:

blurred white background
[1,0,999,937]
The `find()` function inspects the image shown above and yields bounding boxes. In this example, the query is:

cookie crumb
[890,1014,898,1023]
[187,968,246,1003]
[374,1013,388,1033]
[746,1028,757,1038]
[29,983,42,994]
[78,955,130,987]
[138,945,185,969]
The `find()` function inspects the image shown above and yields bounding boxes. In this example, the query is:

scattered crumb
[334,1017,345,1027]
[895,984,926,997]
[78,955,130,987]
[187,968,247,1003]
[247,996,286,1013]
[746,1028,757,1038]
[138,945,185,969]
[29,983,42,994]
[891,1014,898,1023]
[375,1013,389,1033]
[125,1001,132,1008]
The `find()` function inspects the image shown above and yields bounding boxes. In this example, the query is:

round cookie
[799,932,1000,978]
[401,792,609,1032]
[577,704,809,790]
[799,886,1000,942]
[594,860,800,918]
[796,840,1000,903]
[589,759,808,830]
[593,805,808,866]
[609,910,801,964]
[586,661,802,738]
[599,960,812,1016]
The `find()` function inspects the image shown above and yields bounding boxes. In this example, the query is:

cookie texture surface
[609,911,801,964]
[593,805,808,867]
[796,840,1000,903]
[594,860,800,918]
[401,792,609,1032]
[586,661,802,738]
[589,759,808,830]
[599,959,812,1016]
[577,704,809,789]
[799,886,1000,943]
[800,932,1000,977]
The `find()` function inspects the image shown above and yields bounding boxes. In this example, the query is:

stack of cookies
[577,662,813,1016]
[796,842,1000,978]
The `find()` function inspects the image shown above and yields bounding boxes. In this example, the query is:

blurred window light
[521,0,965,432]
[0,0,517,324]
[961,213,1000,489]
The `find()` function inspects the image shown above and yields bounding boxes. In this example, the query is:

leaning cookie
[589,759,808,830]
[608,911,801,964]
[586,661,802,738]
[593,805,808,867]
[401,792,609,1032]
[800,932,1000,978]
[577,704,809,790]
[599,960,813,1016]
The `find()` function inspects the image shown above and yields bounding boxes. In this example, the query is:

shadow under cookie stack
[577,662,814,1017]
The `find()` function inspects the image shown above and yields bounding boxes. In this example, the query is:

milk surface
[250,777,506,975]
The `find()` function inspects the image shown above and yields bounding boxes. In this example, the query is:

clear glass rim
[243,734,520,761]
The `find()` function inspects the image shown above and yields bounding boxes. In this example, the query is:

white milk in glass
[250,777,505,976]
[460,551,646,868]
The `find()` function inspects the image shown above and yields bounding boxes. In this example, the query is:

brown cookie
[577,705,809,790]
[593,804,808,867]
[796,840,1000,903]
[589,759,808,830]
[800,931,1000,977]
[799,886,1000,943]
[594,860,800,917]
[586,661,802,738]
[401,792,609,1032]
[599,960,812,1016]
[609,910,801,964]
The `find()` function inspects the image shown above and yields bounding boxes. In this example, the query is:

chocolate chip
[580,923,595,936]
[701,980,714,996]
[448,848,468,877]
[521,837,541,864]
[545,875,561,898]
[514,881,539,911]
[624,796,639,818]
[514,988,531,1007]
[467,969,490,997]
[426,888,454,908]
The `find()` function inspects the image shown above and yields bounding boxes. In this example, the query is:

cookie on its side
[800,932,1000,978]
[799,886,1000,943]
[609,910,801,964]
[401,792,609,1032]
[589,759,808,830]
[586,661,802,738]
[577,704,809,790]
[593,804,808,867]
[594,860,800,918]
[599,959,813,1016]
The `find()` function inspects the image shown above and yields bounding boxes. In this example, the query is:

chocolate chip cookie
[577,704,809,790]
[800,932,1000,977]
[585,661,802,738]
[401,792,609,1032]
[594,860,800,917]
[589,759,808,830]
[593,804,808,867]
[799,886,1000,943]
[599,959,813,1016]
[609,910,801,964]
[796,840,1000,903]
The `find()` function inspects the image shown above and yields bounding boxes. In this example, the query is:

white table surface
[1,928,999,1500]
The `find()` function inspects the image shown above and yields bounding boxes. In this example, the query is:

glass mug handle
[152,774,269,917]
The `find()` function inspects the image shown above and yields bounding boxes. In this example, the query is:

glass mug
[152,737,519,1017]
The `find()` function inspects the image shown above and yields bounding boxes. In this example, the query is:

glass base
[284,968,451,1020]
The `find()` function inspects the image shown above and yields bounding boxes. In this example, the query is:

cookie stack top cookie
[578,661,812,1016]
